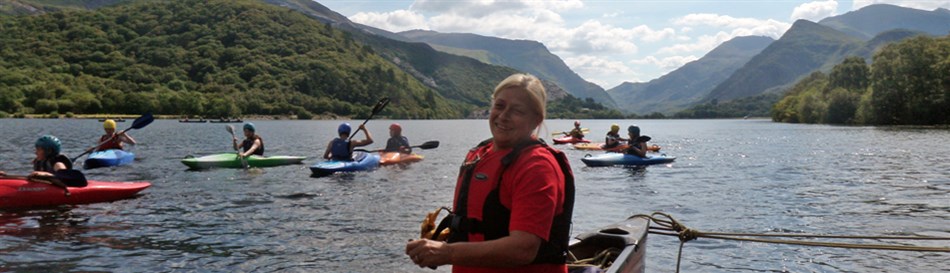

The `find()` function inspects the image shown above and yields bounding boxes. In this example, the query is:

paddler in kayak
[383,123,412,154]
[405,73,574,272]
[564,120,585,139]
[623,125,649,158]
[0,135,83,187]
[232,122,264,158]
[323,123,373,161]
[89,119,136,152]
[602,123,624,149]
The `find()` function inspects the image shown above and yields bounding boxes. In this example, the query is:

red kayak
[0,178,151,209]
[553,136,591,144]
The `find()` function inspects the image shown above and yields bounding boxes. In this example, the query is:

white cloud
[411,0,582,18]
[349,10,428,32]
[631,55,699,71]
[564,55,637,86]
[791,0,839,21]
[852,0,950,10]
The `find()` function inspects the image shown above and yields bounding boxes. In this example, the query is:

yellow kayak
[379,152,424,166]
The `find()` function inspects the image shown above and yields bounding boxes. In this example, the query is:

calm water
[0,118,947,272]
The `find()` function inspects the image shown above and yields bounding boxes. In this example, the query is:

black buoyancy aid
[241,135,264,156]
[33,154,73,173]
[435,138,575,264]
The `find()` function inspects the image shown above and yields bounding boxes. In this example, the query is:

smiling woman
[406,74,575,273]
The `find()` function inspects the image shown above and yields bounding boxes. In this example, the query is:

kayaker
[0,135,82,187]
[383,123,412,154]
[232,122,264,157]
[603,123,624,149]
[565,120,585,139]
[93,119,136,151]
[323,123,373,161]
[624,125,649,158]
[405,73,574,272]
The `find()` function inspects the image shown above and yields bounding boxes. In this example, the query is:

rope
[629,212,950,273]
[567,247,622,269]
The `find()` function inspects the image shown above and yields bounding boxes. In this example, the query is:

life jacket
[98,134,124,150]
[241,135,265,156]
[330,138,352,161]
[603,132,622,148]
[434,138,575,265]
[33,154,73,173]
[384,136,410,153]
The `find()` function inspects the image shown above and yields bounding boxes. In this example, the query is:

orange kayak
[379,152,424,166]
[573,143,661,152]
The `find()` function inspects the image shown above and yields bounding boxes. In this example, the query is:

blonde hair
[491,73,547,135]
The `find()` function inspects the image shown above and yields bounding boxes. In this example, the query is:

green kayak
[181,153,306,169]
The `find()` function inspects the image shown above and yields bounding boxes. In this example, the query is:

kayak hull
[552,136,591,144]
[181,153,306,169]
[0,178,151,209]
[84,149,135,169]
[379,152,424,166]
[310,152,380,176]
[581,153,676,167]
[568,217,648,273]
[573,143,661,152]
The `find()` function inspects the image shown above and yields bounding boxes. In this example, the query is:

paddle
[226,125,249,170]
[551,128,590,136]
[355,140,440,153]
[1,169,86,196]
[72,113,155,163]
[348,98,391,141]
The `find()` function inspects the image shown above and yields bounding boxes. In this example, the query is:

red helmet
[389,123,402,133]
[574,120,580,126]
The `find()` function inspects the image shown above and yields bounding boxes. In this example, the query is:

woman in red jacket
[406,74,575,273]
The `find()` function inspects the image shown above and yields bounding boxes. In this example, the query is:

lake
[1,118,947,272]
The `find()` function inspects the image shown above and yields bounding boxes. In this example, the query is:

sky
[315,0,950,89]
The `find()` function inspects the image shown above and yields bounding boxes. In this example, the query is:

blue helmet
[627,125,640,135]
[243,122,256,132]
[35,135,62,155]
[338,123,351,135]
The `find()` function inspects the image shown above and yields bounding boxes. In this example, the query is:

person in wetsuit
[323,123,373,161]
[232,123,264,158]
[384,123,412,154]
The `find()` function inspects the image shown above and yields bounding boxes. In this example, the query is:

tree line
[771,35,949,125]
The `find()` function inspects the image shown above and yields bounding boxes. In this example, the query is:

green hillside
[771,35,950,125]
[0,0,464,118]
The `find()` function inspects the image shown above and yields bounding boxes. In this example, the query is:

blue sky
[316,0,950,89]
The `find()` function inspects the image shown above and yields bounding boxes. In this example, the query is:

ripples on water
[0,119,947,272]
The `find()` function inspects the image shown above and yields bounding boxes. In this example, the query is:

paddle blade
[226,125,235,135]
[53,169,87,187]
[372,98,391,115]
[417,141,440,150]
[636,135,652,142]
[130,113,154,130]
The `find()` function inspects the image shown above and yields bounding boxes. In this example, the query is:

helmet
[243,122,256,132]
[389,123,402,133]
[574,120,580,126]
[628,125,640,135]
[338,123,351,135]
[610,124,620,132]
[35,135,62,155]
[103,119,117,130]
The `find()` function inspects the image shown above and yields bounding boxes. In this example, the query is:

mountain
[607,36,773,114]
[705,20,864,101]
[0,0,470,118]
[397,30,618,108]
[1,0,624,118]
[819,4,950,40]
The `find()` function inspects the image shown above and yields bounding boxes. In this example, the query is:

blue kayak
[310,152,380,176]
[84,149,135,169]
[581,153,675,167]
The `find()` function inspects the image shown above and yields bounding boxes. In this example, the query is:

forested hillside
[0,0,464,118]
[772,35,950,125]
